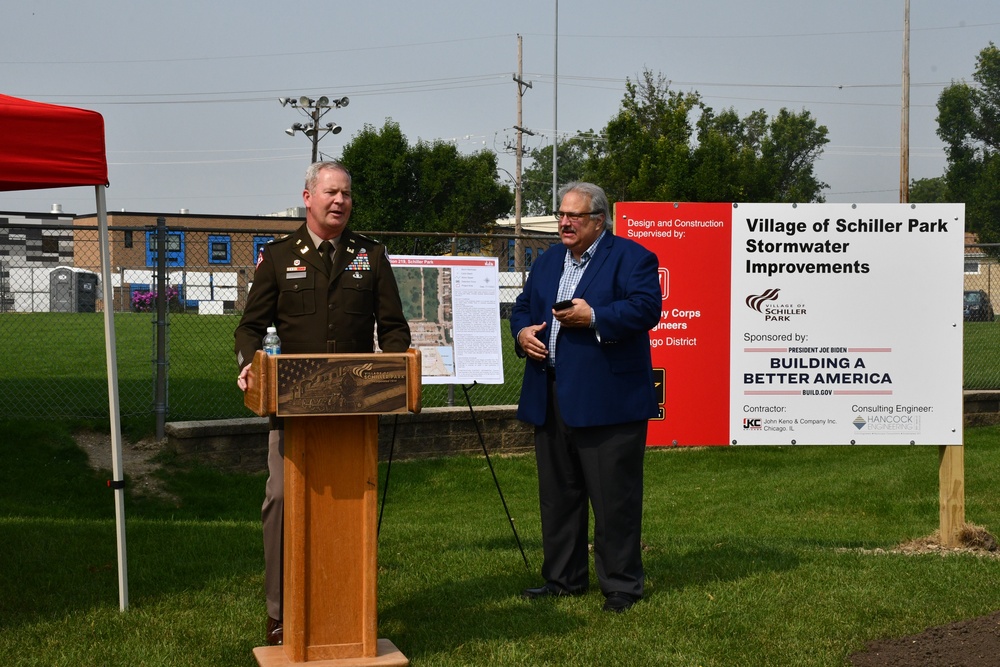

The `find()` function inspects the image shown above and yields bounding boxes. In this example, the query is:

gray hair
[304,161,352,192]
[557,181,612,230]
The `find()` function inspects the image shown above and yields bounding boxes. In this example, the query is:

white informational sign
[389,255,504,385]
[730,203,964,445]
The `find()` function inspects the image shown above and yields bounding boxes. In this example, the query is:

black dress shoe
[266,616,283,645]
[521,584,586,600]
[602,592,639,613]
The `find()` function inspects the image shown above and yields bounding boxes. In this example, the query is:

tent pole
[97,185,129,610]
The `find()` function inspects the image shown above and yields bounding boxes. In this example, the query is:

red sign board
[615,202,732,447]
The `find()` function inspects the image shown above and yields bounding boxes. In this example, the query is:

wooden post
[938,444,965,547]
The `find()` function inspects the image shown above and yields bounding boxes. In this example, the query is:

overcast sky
[2,0,998,217]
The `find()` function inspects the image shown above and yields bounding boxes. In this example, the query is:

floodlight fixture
[281,93,349,163]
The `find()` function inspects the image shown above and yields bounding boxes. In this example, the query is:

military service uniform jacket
[234,223,411,370]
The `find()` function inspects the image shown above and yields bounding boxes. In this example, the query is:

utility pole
[899,0,910,204]
[899,0,910,203]
[513,34,534,276]
[553,0,559,212]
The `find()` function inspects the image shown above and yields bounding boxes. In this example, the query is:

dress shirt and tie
[547,231,604,367]
[317,240,334,275]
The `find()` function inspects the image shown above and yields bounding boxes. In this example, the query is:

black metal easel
[377,384,530,571]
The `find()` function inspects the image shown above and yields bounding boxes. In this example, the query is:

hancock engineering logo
[745,288,807,322]
[853,414,921,434]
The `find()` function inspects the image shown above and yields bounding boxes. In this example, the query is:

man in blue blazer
[511,181,661,613]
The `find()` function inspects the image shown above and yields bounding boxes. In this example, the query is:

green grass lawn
[0,312,527,432]
[2,312,1000,434]
[3,419,1000,666]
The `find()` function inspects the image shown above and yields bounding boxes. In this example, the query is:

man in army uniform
[235,161,410,646]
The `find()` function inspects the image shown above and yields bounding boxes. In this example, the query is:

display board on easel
[389,255,505,387]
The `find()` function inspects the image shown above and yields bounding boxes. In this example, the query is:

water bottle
[262,326,281,355]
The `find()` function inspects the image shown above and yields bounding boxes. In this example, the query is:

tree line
[338,68,832,254]
[911,41,1000,248]
[523,70,829,214]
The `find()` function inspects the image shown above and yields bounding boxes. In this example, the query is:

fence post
[155,216,168,439]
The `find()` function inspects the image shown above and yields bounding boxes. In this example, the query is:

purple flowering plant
[132,286,180,312]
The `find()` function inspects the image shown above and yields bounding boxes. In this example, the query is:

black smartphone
[553,299,574,310]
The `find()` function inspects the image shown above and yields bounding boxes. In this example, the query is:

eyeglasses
[554,210,601,223]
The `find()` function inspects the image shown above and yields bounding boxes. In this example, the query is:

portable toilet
[50,267,99,313]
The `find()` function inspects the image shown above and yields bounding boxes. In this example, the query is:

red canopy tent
[0,94,108,189]
[0,94,129,609]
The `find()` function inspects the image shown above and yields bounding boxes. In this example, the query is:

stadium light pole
[280,95,349,163]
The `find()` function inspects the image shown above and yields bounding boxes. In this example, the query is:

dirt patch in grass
[73,429,176,502]
[848,525,1000,667]
[849,610,1000,667]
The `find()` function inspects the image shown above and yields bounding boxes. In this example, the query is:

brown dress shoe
[266,616,283,645]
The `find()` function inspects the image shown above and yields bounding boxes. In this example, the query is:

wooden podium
[245,349,421,667]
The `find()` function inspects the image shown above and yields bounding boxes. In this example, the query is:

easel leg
[461,383,530,570]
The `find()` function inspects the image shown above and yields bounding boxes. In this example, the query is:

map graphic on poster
[389,255,504,385]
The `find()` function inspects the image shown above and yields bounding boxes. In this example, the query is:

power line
[1,35,513,66]
[20,74,510,105]
[6,21,997,67]
[532,73,958,90]
[523,21,1000,41]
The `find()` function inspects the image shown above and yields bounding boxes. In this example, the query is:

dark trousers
[534,375,647,598]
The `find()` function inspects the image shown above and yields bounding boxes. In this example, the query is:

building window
[209,235,231,264]
[966,259,982,275]
[124,230,133,248]
[145,230,185,267]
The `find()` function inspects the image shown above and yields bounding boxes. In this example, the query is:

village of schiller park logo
[745,288,806,322]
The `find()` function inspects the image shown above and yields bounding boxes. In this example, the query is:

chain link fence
[2,216,998,429]
[0,217,549,429]
[962,245,1000,389]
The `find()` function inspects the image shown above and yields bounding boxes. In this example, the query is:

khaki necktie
[318,240,334,275]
